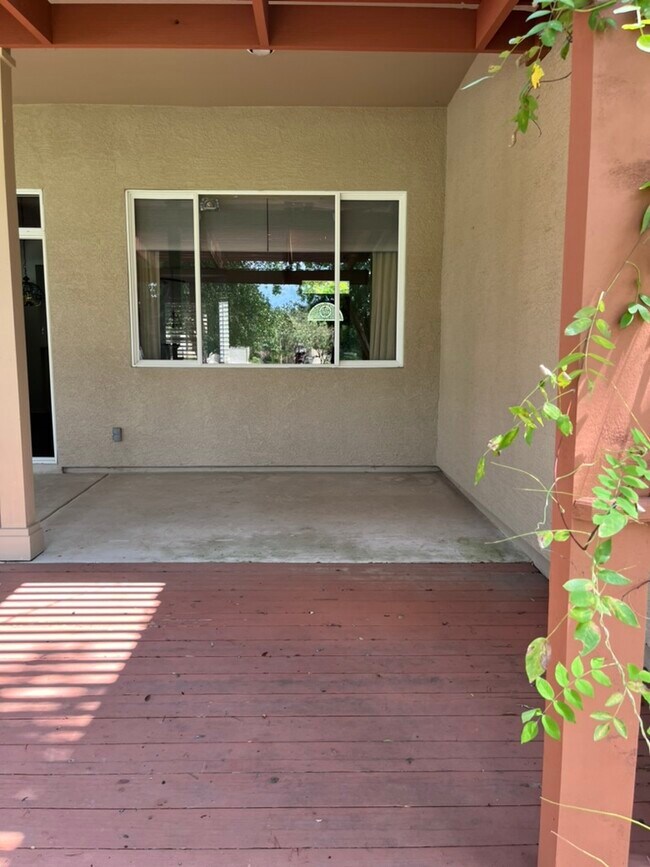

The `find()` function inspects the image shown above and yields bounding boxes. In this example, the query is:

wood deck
[0,563,548,866]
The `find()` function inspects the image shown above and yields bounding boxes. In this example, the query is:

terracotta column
[538,19,650,867]
[0,49,44,561]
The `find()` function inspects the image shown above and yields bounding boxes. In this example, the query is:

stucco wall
[438,57,570,568]
[14,106,444,468]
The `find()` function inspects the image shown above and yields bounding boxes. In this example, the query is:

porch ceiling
[0,0,529,53]
[12,47,475,105]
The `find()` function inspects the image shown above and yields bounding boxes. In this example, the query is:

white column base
[0,523,45,561]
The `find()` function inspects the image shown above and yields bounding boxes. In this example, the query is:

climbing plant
[467,0,650,144]
[475,196,650,747]
[468,0,650,757]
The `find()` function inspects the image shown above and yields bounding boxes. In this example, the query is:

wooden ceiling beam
[271,0,478,4]
[270,5,477,51]
[48,4,258,49]
[0,2,523,52]
[0,0,51,44]
[251,0,270,48]
[475,0,520,49]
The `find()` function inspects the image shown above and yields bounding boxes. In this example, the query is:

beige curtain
[137,250,161,359]
[369,251,398,361]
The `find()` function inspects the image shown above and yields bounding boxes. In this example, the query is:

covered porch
[0,0,649,863]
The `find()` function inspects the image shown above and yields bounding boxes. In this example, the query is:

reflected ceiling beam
[0,3,521,51]
[0,0,51,44]
[252,0,270,48]
[475,0,520,49]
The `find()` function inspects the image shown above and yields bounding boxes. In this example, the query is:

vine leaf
[597,509,628,538]
[565,317,592,336]
[598,569,631,586]
[594,540,612,565]
[642,204,650,233]
[555,662,569,687]
[521,720,539,743]
[474,455,486,485]
[620,310,635,328]
[541,714,561,740]
[553,700,576,723]
[592,669,612,687]
[610,599,640,628]
[575,621,601,655]
[525,636,551,682]
[594,722,610,741]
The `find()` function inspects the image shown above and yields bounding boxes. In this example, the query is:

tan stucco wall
[14,106,444,468]
[438,56,570,568]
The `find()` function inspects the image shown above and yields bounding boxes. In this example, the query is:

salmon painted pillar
[538,19,650,867]
[0,50,44,561]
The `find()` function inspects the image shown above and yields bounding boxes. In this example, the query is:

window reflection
[340,200,399,362]
[199,195,335,365]
[134,199,197,361]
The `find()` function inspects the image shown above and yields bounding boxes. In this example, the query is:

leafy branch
[475,186,650,750]
[464,0,650,143]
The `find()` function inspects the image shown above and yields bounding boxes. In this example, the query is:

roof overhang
[0,0,528,54]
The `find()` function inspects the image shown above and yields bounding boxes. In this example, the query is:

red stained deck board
[0,737,542,765]
[0,671,533,693]
[0,639,536,656]
[0,563,544,864]
[0,755,543,776]
[0,693,538,720]
[1,847,539,867]
[0,625,542,640]
[0,654,527,673]
[0,714,528,743]
[0,770,541,809]
[0,609,547,624]
[0,806,540,848]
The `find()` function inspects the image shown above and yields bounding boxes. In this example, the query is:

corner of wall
[437,52,570,560]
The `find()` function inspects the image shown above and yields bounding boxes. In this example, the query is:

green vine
[476,183,650,746]
[465,0,650,143]
[465,0,650,859]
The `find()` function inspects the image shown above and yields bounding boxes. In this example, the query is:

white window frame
[126,190,406,369]
[18,189,58,465]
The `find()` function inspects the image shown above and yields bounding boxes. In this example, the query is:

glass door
[18,192,55,460]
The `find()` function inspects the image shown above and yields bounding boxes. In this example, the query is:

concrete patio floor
[28,471,524,564]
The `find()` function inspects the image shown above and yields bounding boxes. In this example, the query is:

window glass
[17,195,41,229]
[199,195,335,365]
[21,237,54,458]
[134,199,196,361]
[340,200,399,362]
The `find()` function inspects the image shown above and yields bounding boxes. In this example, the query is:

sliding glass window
[129,192,405,368]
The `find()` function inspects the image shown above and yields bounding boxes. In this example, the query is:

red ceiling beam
[48,4,258,49]
[0,0,51,44]
[252,0,270,48]
[270,5,477,51]
[0,2,524,52]
[271,0,476,4]
[475,0,520,49]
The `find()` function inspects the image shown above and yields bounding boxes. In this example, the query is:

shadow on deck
[0,562,548,866]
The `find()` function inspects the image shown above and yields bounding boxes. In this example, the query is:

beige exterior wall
[14,106,444,468]
[438,57,570,569]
